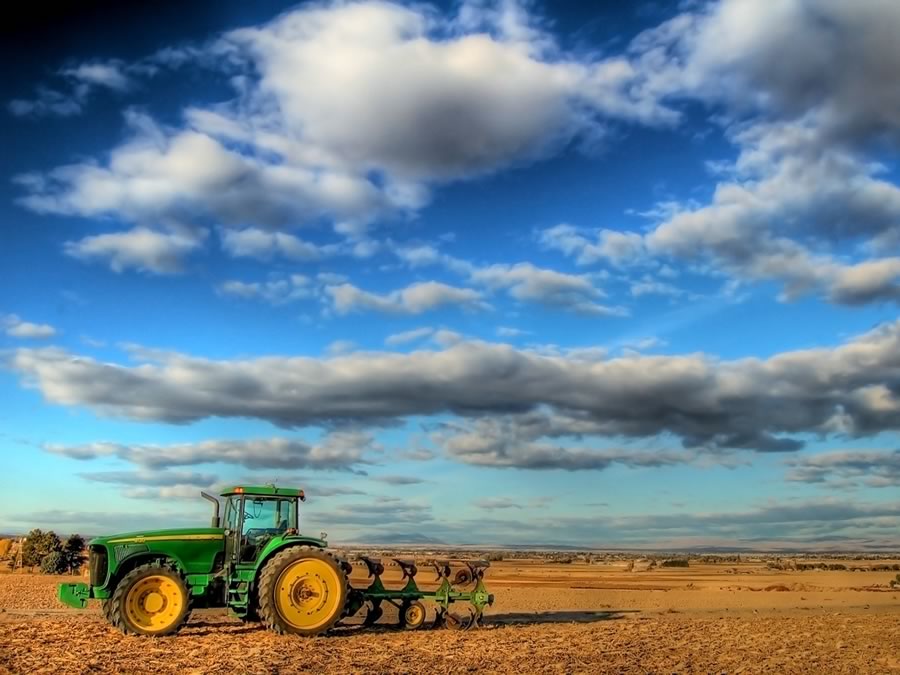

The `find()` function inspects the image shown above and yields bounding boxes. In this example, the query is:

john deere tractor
[58,485,492,636]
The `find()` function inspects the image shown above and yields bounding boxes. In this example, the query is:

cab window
[223,496,241,531]
[238,497,297,562]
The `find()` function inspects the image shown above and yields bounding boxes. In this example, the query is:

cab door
[222,496,244,566]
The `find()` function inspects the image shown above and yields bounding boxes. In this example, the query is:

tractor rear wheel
[108,563,192,636]
[258,546,349,636]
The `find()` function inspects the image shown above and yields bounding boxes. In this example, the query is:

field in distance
[1,554,898,674]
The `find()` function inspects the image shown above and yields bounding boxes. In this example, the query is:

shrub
[660,559,690,568]
[39,550,68,575]
[63,535,86,573]
[21,529,62,568]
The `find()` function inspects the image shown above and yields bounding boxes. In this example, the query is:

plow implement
[343,557,494,630]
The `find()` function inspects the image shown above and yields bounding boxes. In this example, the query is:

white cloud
[640,121,900,304]
[629,277,684,298]
[15,0,677,249]
[539,224,646,266]
[220,228,331,261]
[3,315,57,339]
[9,59,135,119]
[621,336,667,352]
[221,1,674,182]
[431,329,463,347]
[326,281,486,315]
[496,326,530,338]
[392,244,626,315]
[394,243,474,275]
[326,339,357,355]
[217,275,311,305]
[385,327,435,346]
[63,226,204,274]
[533,1,900,309]
[470,262,624,315]
[624,0,900,306]
[62,61,133,92]
[633,0,900,148]
[8,87,82,118]
[20,112,386,228]
[317,272,348,285]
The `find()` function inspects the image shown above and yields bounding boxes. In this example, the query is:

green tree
[40,550,68,574]
[63,534,86,573]
[21,529,62,568]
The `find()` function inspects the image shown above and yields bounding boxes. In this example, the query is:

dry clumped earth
[1,560,899,674]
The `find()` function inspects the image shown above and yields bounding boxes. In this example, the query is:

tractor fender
[107,551,189,592]
[252,535,327,578]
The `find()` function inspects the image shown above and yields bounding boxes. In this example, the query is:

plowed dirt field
[1,560,898,674]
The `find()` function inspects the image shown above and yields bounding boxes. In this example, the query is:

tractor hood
[89,527,224,546]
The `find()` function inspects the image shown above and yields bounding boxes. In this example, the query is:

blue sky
[2,0,899,549]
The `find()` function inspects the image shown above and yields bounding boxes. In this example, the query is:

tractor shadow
[186,619,267,636]
[486,609,638,625]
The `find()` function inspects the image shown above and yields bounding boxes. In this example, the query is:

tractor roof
[220,485,305,498]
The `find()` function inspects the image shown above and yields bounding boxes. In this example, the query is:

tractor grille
[89,547,108,587]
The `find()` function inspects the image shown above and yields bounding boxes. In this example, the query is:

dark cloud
[372,475,426,486]
[473,497,522,510]
[638,0,900,148]
[786,449,900,488]
[15,322,900,456]
[44,432,374,473]
[435,413,697,470]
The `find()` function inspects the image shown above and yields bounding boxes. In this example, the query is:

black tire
[100,598,114,622]
[108,563,192,637]
[238,606,261,623]
[257,546,349,636]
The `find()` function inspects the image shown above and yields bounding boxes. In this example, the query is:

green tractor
[58,485,493,637]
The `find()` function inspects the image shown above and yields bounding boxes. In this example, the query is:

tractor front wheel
[108,563,192,636]
[258,546,349,636]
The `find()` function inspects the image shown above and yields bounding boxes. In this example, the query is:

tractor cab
[214,486,306,564]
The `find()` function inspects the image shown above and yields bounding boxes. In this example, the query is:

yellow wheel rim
[124,575,184,633]
[406,604,425,625]
[275,558,342,631]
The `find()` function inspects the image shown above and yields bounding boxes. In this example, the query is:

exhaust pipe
[201,491,221,528]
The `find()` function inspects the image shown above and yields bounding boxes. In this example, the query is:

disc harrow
[343,556,493,631]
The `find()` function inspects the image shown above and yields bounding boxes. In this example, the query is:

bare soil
[1,560,898,674]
